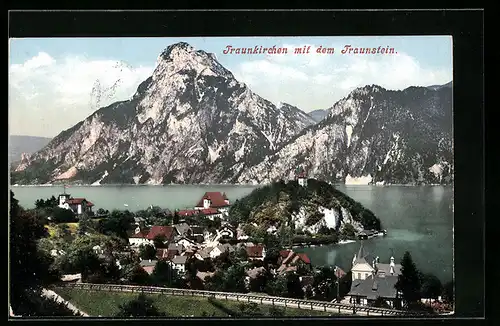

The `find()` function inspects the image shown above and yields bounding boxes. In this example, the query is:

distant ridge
[427,81,452,91]
[9,135,52,163]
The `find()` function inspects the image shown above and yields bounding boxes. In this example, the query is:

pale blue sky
[9,36,452,137]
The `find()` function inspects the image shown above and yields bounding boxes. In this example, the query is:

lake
[10,184,454,282]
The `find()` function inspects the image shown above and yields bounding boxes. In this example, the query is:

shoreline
[292,239,357,249]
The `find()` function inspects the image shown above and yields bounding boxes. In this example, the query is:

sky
[9,36,452,138]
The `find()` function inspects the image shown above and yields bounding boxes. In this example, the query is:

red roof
[177,209,199,216]
[130,230,149,238]
[66,198,94,206]
[195,192,230,208]
[297,253,311,264]
[246,245,264,258]
[201,208,219,215]
[146,226,177,240]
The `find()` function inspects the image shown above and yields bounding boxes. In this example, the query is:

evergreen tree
[395,251,422,308]
[115,294,166,317]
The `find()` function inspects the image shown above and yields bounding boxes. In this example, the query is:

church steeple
[357,240,365,259]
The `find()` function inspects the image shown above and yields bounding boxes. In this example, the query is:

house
[194,192,231,214]
[170,255,188,273]
[173,223,192,237]
[189,226,205,243]
[58,193,94,215]
[195,247,213,261]
[140,259,158,275]
[295,167,308,187]
[217,224,236,240]
[156,248,178,261]
[146,226,178,243]
[348,272,402,308]
[347,242,403,308]
[174,236,198,250]
[128,229,151,247]
[245,266,266,287]
[350,241,376,281]
[196,271,215,284]
[357,229,377,240]
[236,227,249,241]
[209,243,234,259]
[279,250,311,266]
[266,225,278,234]
[134,216,146,226]
[246,244,266,261]
[335,266,347,279]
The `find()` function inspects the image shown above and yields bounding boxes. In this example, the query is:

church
[347,242,403,308]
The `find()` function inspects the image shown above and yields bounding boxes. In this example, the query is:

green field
[54,288,334,317]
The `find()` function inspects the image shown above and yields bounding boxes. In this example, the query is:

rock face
[238,84,453,185]
[12,42,315,185]
[12,42,453,186]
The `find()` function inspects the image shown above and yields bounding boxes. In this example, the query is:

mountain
[238,84,453,185]
[230,179,382,234]
[427,81,452,91]
[12,42,316,185]
[307,109,328,122]
[9,135,52,163]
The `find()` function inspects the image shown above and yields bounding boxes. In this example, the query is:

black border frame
[7,9,485,323]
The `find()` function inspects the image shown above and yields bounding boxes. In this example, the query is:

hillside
[11,42,315,185]
[9,135,52,164]
[238,85,453,185]
[230,179,381,235]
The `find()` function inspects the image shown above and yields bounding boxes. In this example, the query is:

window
[365,273,368,279]
[357,273,361,279]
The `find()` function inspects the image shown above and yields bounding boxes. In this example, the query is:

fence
[53,282,433,317]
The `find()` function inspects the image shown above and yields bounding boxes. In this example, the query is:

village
[45,177,450,314]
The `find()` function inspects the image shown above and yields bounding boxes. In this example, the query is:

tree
[122,264,151,285]
[421,273,443,301]
[9,191,66,316]
[312,266,338,301]
[151,260,182,288]
[153,235,168,248]
[97,210,134,239]
[248,270,270,293]
[340,223,356,240]
[442,280,454,304]
[286,273,305,299]
[115,294,166,317]
[139,244,157,260]
[173,211,180,224]
[51,207,76,223]
[77,213,94,236]
[395,251,422,308]
[265,275,288,297]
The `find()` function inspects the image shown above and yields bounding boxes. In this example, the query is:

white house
[194,192,231,215]
[58,193,94,215]
[295,168,308,187]
[128,230,152,247]
[209,243,233,259]
[170,255,188,273]
[175,236,198,250]
[351,242,376,281]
